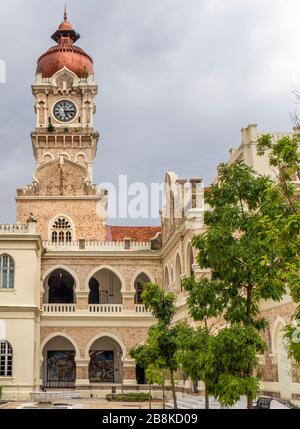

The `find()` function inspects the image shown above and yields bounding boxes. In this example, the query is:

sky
[0,0,300,225]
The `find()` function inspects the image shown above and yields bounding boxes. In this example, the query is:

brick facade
[41,326,149,357]
[17,198,106,241]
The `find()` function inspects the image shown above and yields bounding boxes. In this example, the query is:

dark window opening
[136,365,146,385]
[88,277,100,304]
[48,269,75,304]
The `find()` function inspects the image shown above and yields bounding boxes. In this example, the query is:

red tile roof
[106,226,161,242]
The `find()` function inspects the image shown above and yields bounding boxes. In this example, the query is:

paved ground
[0,399,163,410]
[1,395,297,410]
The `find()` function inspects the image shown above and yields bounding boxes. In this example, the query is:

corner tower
[16,9,107,241]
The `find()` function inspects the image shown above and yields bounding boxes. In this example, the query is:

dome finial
[52,4,80,44]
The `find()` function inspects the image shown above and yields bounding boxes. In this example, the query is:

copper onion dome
[36,6,94,78]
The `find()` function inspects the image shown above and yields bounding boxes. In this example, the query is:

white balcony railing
[0,224,29,234]
[43,304,76,313]
[89,304,123,313]
[43,240,152,252]
[135,305,152,314]
[42,304,154,316]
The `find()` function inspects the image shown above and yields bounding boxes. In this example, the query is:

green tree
[177,324,211,409]
[130,343,165,409]
[205,325,266,407]
[257,134,300,363]
[131,283,188,409]
[183,161,290,408]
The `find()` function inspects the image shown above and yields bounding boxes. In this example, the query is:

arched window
[0,255,15,289]
[47,269,75,304]
[186,242,195,278]
[164,266,170,290]
[51,217,73,244]
[175,253,182,292]
[134,273,151,304]
[0,341,13,377]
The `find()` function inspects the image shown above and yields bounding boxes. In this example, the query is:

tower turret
[16,9,107,242]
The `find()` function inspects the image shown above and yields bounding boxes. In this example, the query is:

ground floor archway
[42,335,76,388]
[88,336,123,383]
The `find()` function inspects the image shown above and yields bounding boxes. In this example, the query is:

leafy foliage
[130,283,188,409]
[205,325,266,406]
[177,325,210,384]
[141,283,176,325]
[183,161,290,406]
[258,134,300,364]
[284,325,300,364]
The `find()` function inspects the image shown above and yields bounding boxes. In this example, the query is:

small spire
[64,3,68,21]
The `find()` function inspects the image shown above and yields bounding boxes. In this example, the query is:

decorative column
[40,357,44,388]
[36,105,41,128]
[180,273,186,294]
[176,179,187,219]
[122,291,136,312]
[76,292,89,310]
[87,162,93,182]
[75,360,90,387]
[189,178,203,209]
[122,358,137,385]
[89,105,94,128]
[27,216,37,234]
[82,98,87,127]
[193,266,211,281]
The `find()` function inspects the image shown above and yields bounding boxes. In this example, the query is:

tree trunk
[170,369,177,409]
[205,387,210,410]
[246,362,254,409]
[246,285,254,410]
[204,318,210,410]
[162,373,166,409]
[247,394,253,410]
[149,385,152,410]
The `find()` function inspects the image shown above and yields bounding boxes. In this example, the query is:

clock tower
[16,9,107,241]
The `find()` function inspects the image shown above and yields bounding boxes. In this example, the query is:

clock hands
[54,101,76,122]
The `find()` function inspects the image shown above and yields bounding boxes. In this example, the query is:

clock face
[53,100,77,123]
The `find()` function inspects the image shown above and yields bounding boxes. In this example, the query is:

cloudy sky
[0,0,300,225]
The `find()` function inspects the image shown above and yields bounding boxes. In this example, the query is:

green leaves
[211,374,260,407]
[130,283,187,408]
[183,277,226,320]
[141,283,176,325]
[182,159,293,406]
[177,326,210,384]
[258,133,300,365]
[284,324,300,365]
[205,325,266,407]
[258,134,300,172]
[186,160,290,327]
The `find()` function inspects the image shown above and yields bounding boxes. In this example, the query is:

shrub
[106,393,151,402]
[47,123,55,133]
